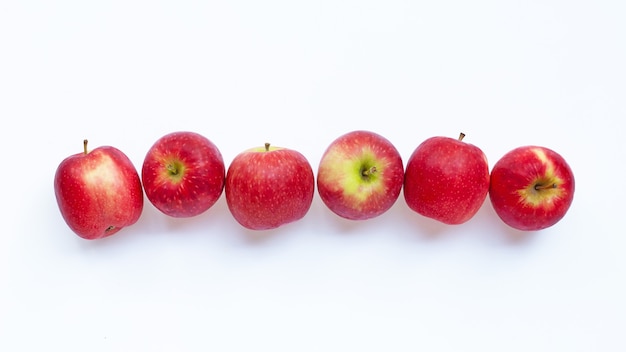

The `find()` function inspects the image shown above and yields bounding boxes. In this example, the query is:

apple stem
[83,139,89,155]
[264,142,270,152]
[362,166,377,176]
[167,164,178,175]
[458,133,466,141]
[535,183,557,191]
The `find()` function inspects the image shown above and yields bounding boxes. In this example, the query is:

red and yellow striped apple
[54,140,144,239]
[141,131,225,218]
[225,143,314,230]
[404,133,490,225]
[489,146,575,231]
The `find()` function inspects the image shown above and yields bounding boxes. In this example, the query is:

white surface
[2,1,625,351]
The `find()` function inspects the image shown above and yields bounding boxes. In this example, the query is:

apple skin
[489,146,575,231]
[403,133,490,225]
[317,130,404,220]
[54,140,144,240]
[142,131,225,218]
[225,143,315,230]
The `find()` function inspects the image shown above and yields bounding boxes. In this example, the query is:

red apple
[317,130,404,220]
[141,131,225,218]
[225,143,314,230]
[54,140,144,239]
[404,133,490,225]
[489,146,575,231]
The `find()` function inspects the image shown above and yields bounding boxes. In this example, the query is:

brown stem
[535,183,557,190]
[264,142,271,152]
[458,132,466,141]
[83,139,89,155]
[362,166,377,176]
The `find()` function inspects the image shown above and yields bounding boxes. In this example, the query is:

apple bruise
[517,148,565,209]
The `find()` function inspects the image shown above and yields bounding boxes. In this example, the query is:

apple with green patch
[489,146,575,231]
[54,140,144,239]
[317,130,404,220]
[141,131,225,218]
[225,143,314,230]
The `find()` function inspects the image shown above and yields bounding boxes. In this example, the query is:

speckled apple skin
[404,135,490,225]
[317,130,404,220]
[489,146,575,231]
[54,145,144,239]
[142,131,225,218]
[225,146,314,230]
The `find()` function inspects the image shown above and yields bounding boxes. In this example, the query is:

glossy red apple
[404,133,490,225]
[54,140,144,239]
[225,143,314,230]
[489,146,575,231]
[317,130,404,220]
[141,131,225,218]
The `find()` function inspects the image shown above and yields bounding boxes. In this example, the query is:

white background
[1,1,625,351]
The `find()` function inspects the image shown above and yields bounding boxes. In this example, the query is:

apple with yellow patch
[489,146,575,231]
[317,130,404,220]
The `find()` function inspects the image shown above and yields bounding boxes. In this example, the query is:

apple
[54,139,144,239]
[141,131,225,218]
[404,133,490,225]
[316,130,404,220]
[225,143,314,230]
[489,146,575,231]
